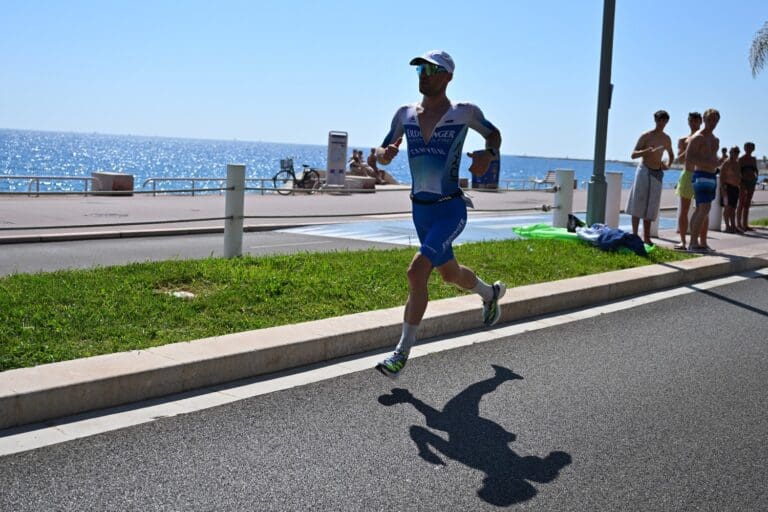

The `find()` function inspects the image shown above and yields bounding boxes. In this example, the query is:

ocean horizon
[0,128,678,194]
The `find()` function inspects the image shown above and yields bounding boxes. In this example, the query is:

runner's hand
[466,149,495,176]
[378,137,402,165]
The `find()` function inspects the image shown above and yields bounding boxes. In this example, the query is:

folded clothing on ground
[575,224,652,256]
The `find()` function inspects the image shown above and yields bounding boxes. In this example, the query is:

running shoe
[375,350,409,379]
[482,281,507,326]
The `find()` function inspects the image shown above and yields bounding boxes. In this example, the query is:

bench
[532,170,557,191]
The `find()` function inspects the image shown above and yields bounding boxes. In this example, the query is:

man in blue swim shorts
[373,50,505,378]
[674,112,702,250]
[685,108,721,253]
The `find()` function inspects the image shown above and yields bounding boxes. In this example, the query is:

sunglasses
[416,62,447,77]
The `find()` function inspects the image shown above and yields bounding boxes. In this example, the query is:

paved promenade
[1,186,767,432]
[0,187,724,240]
[1,186,767,242]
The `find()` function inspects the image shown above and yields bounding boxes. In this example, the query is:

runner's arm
[376,108,405,165]
[468,104,501,163]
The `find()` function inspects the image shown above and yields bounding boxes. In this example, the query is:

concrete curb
[1,247,766,430]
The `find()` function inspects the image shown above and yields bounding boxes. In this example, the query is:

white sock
[395,323,418,354]
[471,278,494,302]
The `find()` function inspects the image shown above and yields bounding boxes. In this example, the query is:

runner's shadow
[378,365,571,507]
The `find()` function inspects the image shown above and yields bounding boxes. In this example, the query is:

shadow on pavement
[691,280,768,318]
[378,365,571,506]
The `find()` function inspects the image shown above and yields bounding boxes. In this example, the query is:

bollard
[604,171,622,227]
[553,169,574,228]
[224,164,245,258]
[708,174,722,232]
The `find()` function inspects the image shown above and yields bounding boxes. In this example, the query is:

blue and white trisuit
[382,102,499,266]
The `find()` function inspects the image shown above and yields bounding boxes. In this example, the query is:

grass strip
[0,239,691,371]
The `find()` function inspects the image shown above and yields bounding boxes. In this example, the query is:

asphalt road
[1,275,766,511]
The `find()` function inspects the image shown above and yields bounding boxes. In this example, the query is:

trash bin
[471,159,500,190]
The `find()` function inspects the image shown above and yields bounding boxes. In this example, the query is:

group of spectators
[716,141,759,234]
[625,109,761,253]
[348,148,398,185]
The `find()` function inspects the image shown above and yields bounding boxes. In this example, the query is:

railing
[499,178,640,191]
[142,177,280,196]
[498,178,540,190]
[0,174,669,197]
[0,176,100,196]
[141,177,399,196]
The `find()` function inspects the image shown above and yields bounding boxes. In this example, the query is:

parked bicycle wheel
[273,170,294,195]
[301,169,321,193]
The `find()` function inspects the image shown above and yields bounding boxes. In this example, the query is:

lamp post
[586,0,616,225]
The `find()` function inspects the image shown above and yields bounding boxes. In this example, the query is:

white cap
[409,50,455,74]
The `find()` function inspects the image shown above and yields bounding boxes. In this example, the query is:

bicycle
[273,158,321,195]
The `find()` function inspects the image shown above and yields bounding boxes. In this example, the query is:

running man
[686,108,721,252]
[674,112,702,250]
[627,110,675,245]
[374,50,505,379]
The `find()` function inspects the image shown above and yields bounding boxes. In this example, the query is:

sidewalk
[1,188,767,430]
[6,187,754,242]
[2,187,767,242]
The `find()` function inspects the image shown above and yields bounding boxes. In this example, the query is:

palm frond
[749,22,768,77]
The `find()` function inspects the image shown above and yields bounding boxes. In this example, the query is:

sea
[0,129,683,194]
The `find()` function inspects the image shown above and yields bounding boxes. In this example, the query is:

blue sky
[1,0,767,160]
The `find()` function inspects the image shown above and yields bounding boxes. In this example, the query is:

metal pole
[586,0,616,226]
[224,164,245,258]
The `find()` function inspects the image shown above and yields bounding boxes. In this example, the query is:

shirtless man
[626,110,674,245]
[674,112,702,250]
[373,49,504,378]
[719,146,741,233]
[685,108,720,252]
